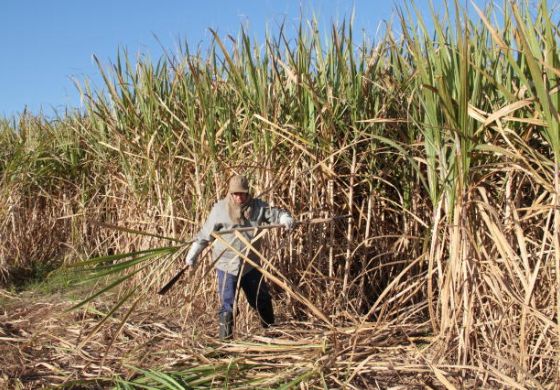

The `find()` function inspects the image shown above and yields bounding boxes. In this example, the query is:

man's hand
[279,214,295,232]
[185,241,206,266]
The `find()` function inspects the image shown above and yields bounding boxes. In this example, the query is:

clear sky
[1,0,466,119]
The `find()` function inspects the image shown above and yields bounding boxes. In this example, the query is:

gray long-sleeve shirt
[193,197,291,276]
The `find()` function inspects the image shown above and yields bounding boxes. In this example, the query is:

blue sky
[0,0,470,119]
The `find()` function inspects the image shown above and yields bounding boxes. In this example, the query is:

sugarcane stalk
[157,214,351,295]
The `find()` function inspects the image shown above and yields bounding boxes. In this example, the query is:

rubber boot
[258,304,275,328]
[219,312,234,340]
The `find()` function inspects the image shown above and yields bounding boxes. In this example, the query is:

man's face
[231,192,249,205]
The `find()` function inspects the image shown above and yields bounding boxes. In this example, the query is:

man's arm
[260,199,294,230]
[185,203,221,266]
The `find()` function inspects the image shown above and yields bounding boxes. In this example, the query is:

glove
[279,213,295,231]
[185,241,206,266]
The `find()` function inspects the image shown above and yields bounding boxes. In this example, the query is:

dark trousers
[216,268,274,327]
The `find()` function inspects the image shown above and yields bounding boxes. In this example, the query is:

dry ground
[0,288,465,389]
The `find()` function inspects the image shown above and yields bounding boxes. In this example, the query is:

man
[184,175,294,339]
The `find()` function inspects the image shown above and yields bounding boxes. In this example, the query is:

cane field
[1,0,559,388]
